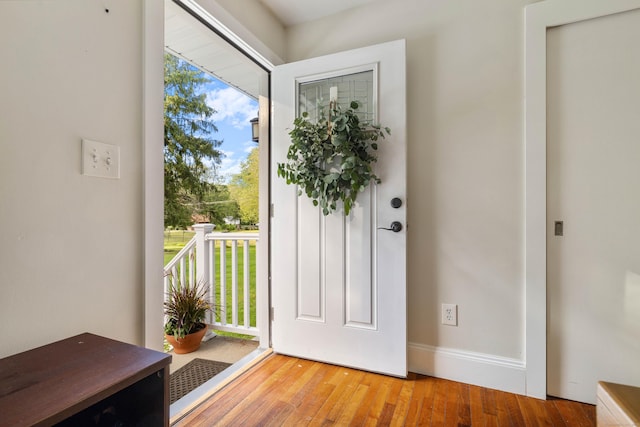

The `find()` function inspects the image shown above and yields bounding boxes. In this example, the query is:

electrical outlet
[442,303,458,326]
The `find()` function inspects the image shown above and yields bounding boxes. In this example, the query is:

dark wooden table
[0,333,171,426]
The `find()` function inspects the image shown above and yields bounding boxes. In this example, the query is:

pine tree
[164,53,223,228]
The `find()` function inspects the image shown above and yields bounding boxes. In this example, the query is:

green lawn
[164,230,257,328]
[164,230,195,265]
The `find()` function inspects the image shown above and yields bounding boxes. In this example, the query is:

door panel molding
[296,200,324,321]
[345,185,377,329]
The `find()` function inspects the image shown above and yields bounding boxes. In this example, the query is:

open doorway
[163,0,270,413]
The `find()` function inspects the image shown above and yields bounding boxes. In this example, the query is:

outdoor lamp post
[250,117,259,142]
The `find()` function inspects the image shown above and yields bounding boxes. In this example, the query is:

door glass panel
[298,70,374,123]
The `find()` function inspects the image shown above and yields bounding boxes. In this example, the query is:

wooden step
[597,381,640,426]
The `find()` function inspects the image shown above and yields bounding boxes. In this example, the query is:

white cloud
[215,149,242,183]
[207,87,258,129]
[243,140,257,153]
[214,142,257,182]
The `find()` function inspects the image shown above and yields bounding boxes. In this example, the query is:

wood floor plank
[282,381,335,426]
[444,379,460,427]
[363,376,394,426]
[377,402,397,426]
[287,361,335,410]
[403,374,428,425]
[481,386,499,427]
[278,360,323,404]
[309,367,366,426]
[281,363,342,426]
[430,377,448,425]
[545,398,570,427]
[261,400,296,427]
[554,398,594,427]
[416,374,437,425]
[502,390,527,427]
[580,401,597,425]
[334,383,370,425]
[174,354,595,427]
[457,383,472,427]
[389,375,416,426]
[495,389,515,427]
[469,385,486,426]
[377,377,404,425]
[516,393,544,426]
[347,370,388,426]
[481,386,498,417]
[518,393,567,427]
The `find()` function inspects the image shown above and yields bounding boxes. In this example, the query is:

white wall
[194,0,286,65]
[0,0,147,357]
[283,0,541,392]
[215,0,285,61]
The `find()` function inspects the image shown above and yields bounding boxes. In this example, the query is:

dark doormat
[170,358,231,404]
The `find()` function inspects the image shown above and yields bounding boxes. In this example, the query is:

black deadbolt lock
[391,197,402,208]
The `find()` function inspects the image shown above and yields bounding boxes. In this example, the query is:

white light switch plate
[82,139,120,179]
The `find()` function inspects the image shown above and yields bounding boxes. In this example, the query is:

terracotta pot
[165,325,208,354]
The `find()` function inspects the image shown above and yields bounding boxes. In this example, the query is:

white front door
[271,40,407,377]
[546,9,640,404]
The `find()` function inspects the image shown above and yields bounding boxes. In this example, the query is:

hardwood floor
[173,354,595,426]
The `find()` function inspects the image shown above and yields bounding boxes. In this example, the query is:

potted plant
[164,278,211,354]
[277,101,390,215]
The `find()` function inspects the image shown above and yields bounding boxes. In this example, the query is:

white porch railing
[163,237,197,288]
[163,224,259,337]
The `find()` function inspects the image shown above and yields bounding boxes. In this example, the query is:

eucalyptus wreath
[277,101,391,215]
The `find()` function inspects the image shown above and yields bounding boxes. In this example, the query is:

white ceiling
[165,0,265,99]
[164,0,376,100]
[259,0,377,27]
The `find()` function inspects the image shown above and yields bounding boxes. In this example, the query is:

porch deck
[167,330,264,420]
[168,332,259,374]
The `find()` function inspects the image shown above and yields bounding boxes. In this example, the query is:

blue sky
[203,78,258,183]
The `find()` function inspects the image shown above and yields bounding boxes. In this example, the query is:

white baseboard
[408,342,527,395]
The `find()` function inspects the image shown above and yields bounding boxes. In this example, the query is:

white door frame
[524,0,640,399]
[143,0,166,352]
[143,0,281,350]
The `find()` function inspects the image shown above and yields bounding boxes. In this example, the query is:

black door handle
[378,221,402,232]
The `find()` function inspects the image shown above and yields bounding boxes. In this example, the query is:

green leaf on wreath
[276,102,390,216]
